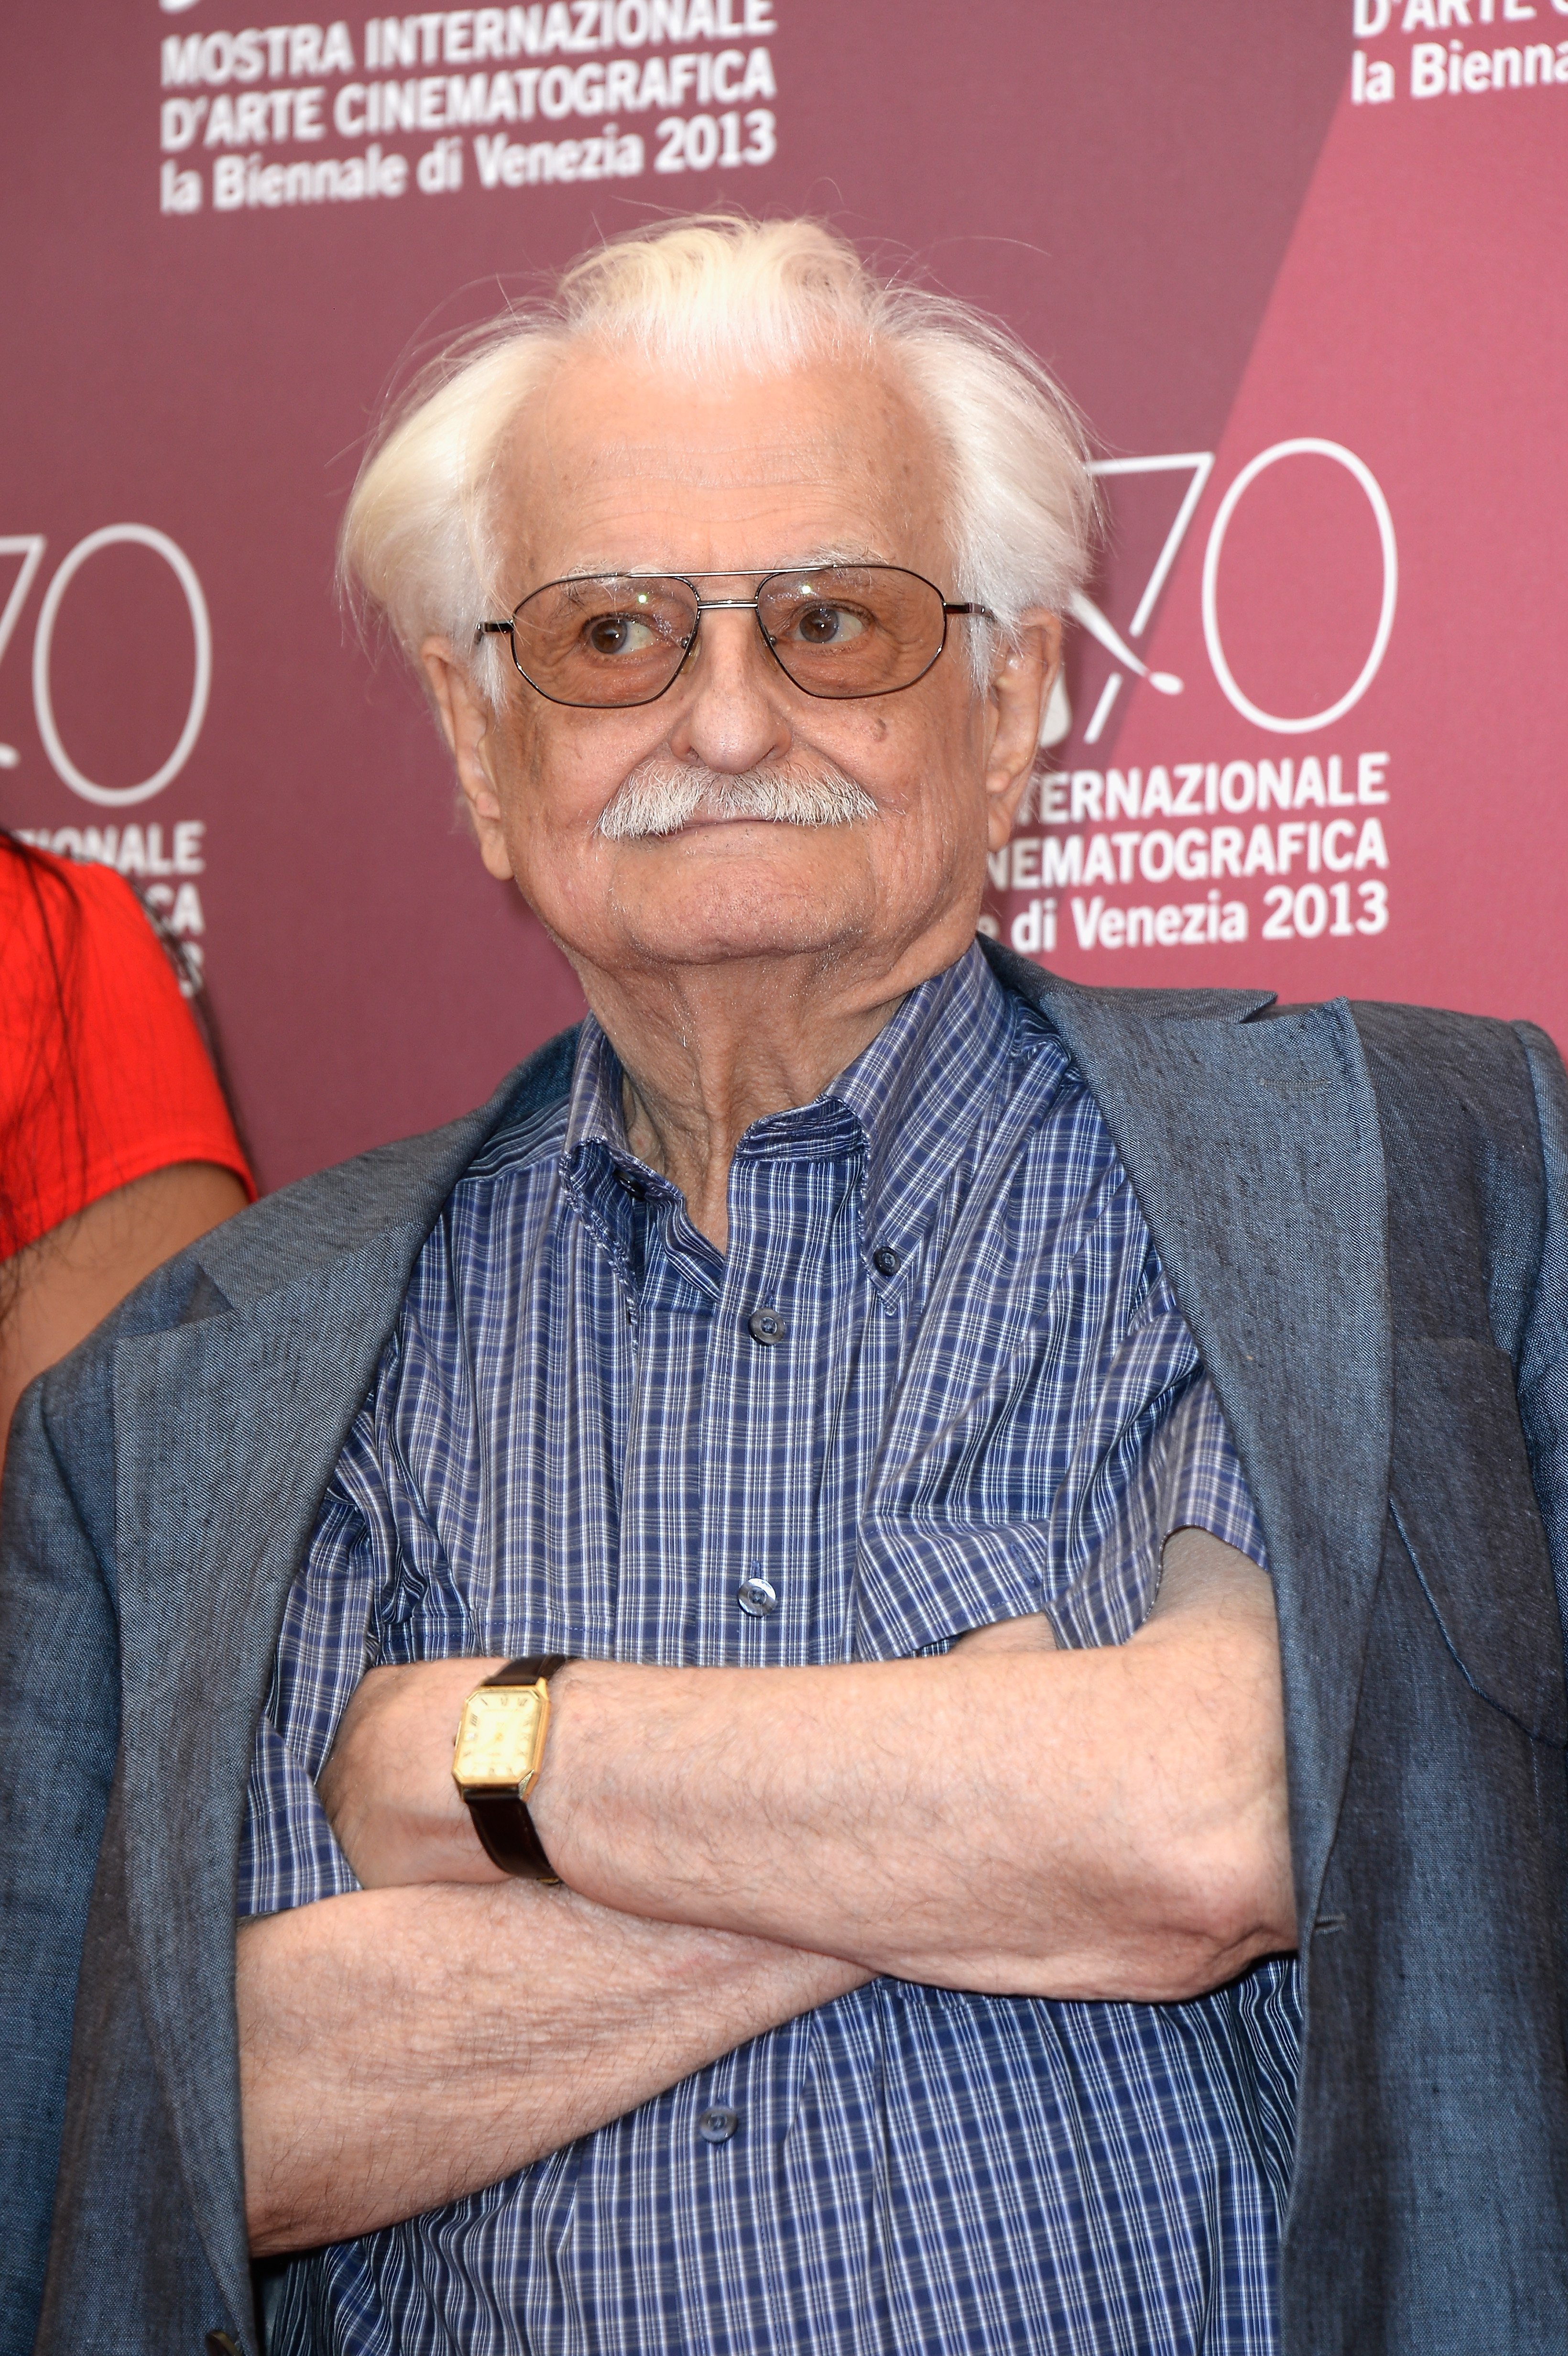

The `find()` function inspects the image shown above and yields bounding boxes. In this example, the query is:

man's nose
[664,605,793,774]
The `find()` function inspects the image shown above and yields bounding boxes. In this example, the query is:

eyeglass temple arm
[476,621,515,642]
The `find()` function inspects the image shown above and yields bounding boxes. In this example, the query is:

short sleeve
[239,1718,361,1917]
[1048,1369,1268,1650]
[1151,1374,1270,1568]
[236,1478,373,1917]
[0,847,253,1256]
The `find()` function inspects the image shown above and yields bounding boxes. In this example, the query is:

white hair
[339,215,1099,705]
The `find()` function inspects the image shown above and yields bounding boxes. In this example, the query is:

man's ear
[421,638,514,882]
[983,611,1062,851]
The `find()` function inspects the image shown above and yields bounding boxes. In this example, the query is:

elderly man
[3,219,1567,2356]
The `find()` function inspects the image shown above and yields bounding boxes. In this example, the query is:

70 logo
[1051,439,1398,748]
[0,525,211,806]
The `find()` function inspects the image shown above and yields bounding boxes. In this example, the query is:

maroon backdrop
[2,2,1562,1187]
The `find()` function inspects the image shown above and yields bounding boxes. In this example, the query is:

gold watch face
[452,1685,545,1793]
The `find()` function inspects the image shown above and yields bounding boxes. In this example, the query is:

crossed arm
[238,1529,1295,2254]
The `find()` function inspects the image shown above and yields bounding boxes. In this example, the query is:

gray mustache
[597,761,879,840]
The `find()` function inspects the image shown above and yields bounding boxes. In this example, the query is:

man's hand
[319,1530,1294,2000]
[319,1656,513,1887]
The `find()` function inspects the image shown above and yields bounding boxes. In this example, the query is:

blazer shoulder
[1347,997,1547,1139]
[1346,999,1555,1363]
[980,937,1274,1030]
[1350,993,1532,1064]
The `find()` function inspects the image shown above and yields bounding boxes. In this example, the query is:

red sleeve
[0,847,255,1259]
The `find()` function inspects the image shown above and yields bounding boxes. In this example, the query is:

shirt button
[736,1573,778,1617]
[747,1307,787,1344]
[872,1246,900,1276]
[697,2105,740,2144]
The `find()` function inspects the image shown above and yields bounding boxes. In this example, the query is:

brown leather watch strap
[466,1792,559,1879]
[464,1655,573,1882]
[486,1654,573,1690]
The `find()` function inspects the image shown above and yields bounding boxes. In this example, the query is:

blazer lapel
[986,945,1393,1922]
[107,1029,578,2337]
[112,1235,427,2332]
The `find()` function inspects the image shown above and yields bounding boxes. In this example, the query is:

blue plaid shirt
[245,943,1300,2355]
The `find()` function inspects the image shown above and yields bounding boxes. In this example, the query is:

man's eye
[584,613,660,657]
[791,604,868,647]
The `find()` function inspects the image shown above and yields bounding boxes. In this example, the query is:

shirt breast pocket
[1389,1336,1568,1747]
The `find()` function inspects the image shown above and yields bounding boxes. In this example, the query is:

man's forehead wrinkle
[585,428,850,488]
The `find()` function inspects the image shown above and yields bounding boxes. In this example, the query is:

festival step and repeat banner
[1,1,1562,1185]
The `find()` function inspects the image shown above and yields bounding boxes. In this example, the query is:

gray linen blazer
[3,943,1567,2356]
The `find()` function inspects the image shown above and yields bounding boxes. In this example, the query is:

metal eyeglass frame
[475,565,996,709]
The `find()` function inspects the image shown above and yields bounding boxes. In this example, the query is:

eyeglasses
[476,565,994,709]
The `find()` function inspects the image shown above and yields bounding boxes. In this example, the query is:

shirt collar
[822,941,1035,1248]
[560,939,1043,1253]
[562,1018,638,1169]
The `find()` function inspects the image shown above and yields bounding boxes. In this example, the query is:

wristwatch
[451,1655,573,1881]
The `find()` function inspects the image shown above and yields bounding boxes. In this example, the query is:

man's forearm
[535,1600,1291,2000]
[239,1882,866,2254]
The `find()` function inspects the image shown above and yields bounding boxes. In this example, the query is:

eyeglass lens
[507,567,949,707]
